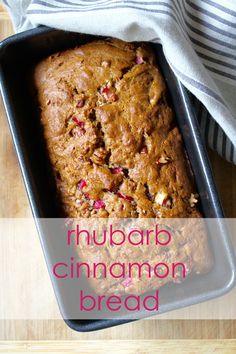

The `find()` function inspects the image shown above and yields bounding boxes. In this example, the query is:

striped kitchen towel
[3,0,236,164]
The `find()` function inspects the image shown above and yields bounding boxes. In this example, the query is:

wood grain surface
[0,4,236,353]
[1,340,236,354]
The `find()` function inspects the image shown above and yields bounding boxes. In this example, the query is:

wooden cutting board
[1,4,236,353]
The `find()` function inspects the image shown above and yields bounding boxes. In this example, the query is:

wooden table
[0,4,236,353]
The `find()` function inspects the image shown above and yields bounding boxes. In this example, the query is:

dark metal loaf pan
[0,26,235,332]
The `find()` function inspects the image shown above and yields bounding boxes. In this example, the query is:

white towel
[3,0,236,164]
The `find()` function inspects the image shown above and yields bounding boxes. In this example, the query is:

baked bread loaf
[34,38,212,295]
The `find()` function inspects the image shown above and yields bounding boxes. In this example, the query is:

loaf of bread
[34,39,212,295]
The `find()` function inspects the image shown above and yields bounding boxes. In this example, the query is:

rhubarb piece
[93,200,106,209]
[72,117,85,127]
[100,81,117,102]
[162,197,172,208]
[135,56,144,64]
[78,179,87,190]
[77,99,85,108]
[117,192,134,202]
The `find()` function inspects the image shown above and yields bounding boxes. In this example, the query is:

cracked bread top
[34,38,200,219]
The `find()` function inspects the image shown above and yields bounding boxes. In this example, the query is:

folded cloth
[3,0,236,164]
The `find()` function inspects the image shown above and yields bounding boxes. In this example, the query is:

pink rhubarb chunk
[93,200,106,209]
[78,179,87,190]
[117,192,133,202]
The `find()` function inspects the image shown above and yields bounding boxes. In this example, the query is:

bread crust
[34,39,212,295]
